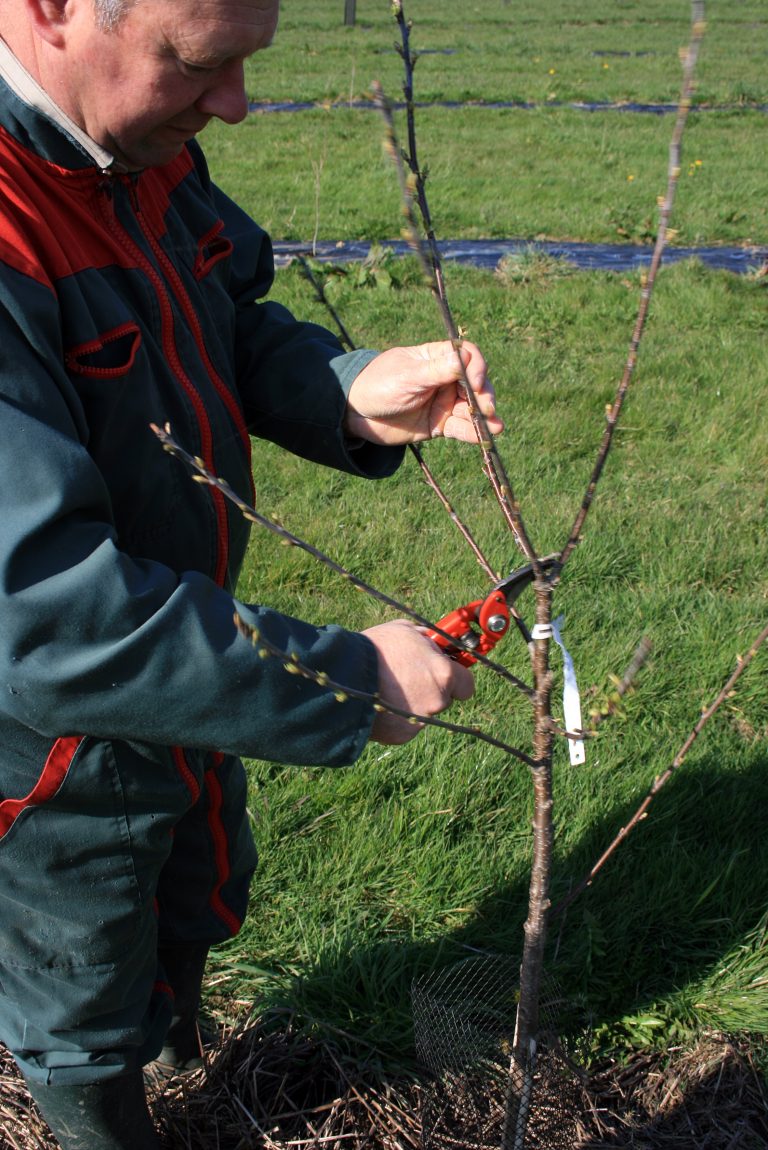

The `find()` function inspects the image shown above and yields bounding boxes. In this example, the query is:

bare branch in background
[586,636,654,732]
[297,255,357,351]
[552,618,768,920]
[558,1,707,569]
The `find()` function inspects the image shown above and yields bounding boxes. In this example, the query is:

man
[0,0,501,1145]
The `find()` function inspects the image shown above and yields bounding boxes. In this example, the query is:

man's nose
[195,61,249,125]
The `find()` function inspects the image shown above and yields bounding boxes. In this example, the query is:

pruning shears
[428,555,560,666]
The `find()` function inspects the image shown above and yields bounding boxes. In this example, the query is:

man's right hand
[361,619,475,745]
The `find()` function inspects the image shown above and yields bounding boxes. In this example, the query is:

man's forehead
[173,0,279,18]
[147,0,279,30]
[157,0,279,52]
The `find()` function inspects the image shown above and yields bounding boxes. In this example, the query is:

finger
[455,339,488,395]
[449,662,476,702]
[449,395,504,429]
[423,642,475,708]
[440,410,504,444]
[418,341,499,426]
[446,343,502,429]
[370,711,424,746]
[424,340,481,388]
[458,345,500,424]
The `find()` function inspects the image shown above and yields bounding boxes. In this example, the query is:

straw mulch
[574,1032,768,1148]
[1,1025,766,1149]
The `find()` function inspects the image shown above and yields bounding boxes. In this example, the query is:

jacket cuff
[334,349,405,478]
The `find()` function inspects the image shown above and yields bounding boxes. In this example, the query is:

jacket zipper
[98,174,232,587]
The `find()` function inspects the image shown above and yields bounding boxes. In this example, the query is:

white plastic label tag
[551,615,586,766]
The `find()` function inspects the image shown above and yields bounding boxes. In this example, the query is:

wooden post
[344,0,356,26]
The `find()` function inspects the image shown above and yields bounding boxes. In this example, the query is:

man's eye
[180,59,219,76]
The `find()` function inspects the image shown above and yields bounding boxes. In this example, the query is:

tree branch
[552,617,768,918]
[233,612,538,769]
[295,255,499,582]
[150,422,533,696]
[372,81,540,572]
[559,2,707,568]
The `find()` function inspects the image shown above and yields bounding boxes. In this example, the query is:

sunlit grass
[211,258,768,1063]
[202,106,766,248]
[196,0,768,1075]
[244,0,767,108]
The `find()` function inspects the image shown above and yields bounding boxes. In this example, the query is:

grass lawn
[200,0,768,250]
[201,0,767,1082]
[244,0,767,108]
[211,254,768,1066]
[202,106,767,248]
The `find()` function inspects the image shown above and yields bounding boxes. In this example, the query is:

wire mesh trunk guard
[413,957,589,1150]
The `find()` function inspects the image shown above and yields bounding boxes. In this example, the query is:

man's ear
[27,0,72,47]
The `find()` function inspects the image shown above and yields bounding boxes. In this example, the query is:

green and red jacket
[0,47,404,825]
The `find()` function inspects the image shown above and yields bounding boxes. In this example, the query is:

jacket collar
[0,35,116,171]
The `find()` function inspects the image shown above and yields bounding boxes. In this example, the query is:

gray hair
[93,0,134,30]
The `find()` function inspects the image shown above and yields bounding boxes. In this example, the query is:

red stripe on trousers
[0,735,84,839]
[205,753,242,936]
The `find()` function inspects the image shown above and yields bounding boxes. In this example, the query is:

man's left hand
[344,340,503,446]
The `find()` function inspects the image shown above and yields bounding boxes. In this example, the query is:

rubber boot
[154,942,211,1072]
[23,1070,160,1150]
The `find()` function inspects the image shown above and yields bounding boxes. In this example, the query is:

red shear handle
[427,590,510,667]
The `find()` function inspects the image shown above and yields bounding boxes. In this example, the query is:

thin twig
[151,422,533,696]
[325,1046,421,1149]
[408,443,499,582]
[297,256,357,351]
[547,637,651,743]
[295,255,498,582]
[372,81,539,571]
[552,617,768,918]
[234,612,538,769]
[392,0,448,304]
[559,2,706,568]
[586,636,653,732]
